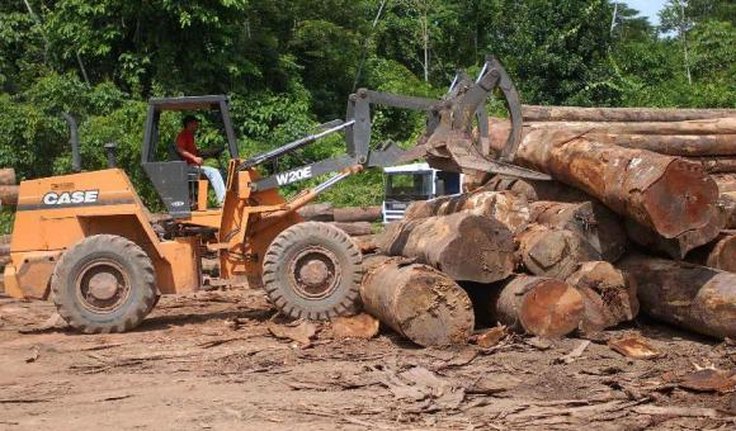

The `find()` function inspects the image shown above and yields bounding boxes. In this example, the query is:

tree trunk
[517,224,600,279]
[524,117,736,135]
[490,275,584,338]
[682,157,736,174]
[377,212,515,283]
[0,185,18,206]
[333,206,382,223]
[404,191,531,234]
[530,200,627,262]
[329,221,372,237]
[490,128,720,241]
[619,254,736,339]
[565,261,638,334]
[360,255,474,347]
[522,105,736,123]
[719,192,736,229]
[482,174,589,203]
[588,134,736,157]
[297,203,333,221]
[687,233,736,272]
[625,212,725,259]
[712,174,736,193]
[0,168,16,185]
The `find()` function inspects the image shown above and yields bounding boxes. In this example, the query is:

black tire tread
[50,234,157,334]
[262,222,362,320]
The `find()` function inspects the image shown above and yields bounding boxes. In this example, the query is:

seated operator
[176,115,226,206]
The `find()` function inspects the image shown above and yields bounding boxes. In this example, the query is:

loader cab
[141,95,239,218]
[382,163,463,223]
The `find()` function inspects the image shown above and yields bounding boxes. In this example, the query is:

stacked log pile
[0,168,17,273]
[298,203,381,237]
[359,106,736,346]
[0,168,18,207]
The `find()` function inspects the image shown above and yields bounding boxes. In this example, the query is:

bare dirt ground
[1,287,735,431]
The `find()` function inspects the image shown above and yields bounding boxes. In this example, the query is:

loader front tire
[263,222,362,320]
[51,234,157,334]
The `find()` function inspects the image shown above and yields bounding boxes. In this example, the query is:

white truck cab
[382,163,463,223]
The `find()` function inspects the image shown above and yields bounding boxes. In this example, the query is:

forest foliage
[1,0,734,218]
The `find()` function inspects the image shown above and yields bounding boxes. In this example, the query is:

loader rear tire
[263,222,362,320]
[51,234,157,334]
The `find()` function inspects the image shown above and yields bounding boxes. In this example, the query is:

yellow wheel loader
[2,57,548,333]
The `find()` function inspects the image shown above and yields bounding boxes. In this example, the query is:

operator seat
[169,142,206,209]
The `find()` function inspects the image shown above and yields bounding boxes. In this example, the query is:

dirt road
[1,287,735,430]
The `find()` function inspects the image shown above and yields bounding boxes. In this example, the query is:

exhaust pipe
[62,113,81,173]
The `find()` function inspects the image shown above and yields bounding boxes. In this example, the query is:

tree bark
[377,212,515,283]
[297,203,333,221]
[517,224,600,279]
[333,206,382,223]
[712,174,736,193]
[718,192,736,229]
[522,105,736,123]
[682,157,736,174]
[0,185,18,206]
[565,261,638,334]
[0,168,16,185]
[687,233,736,272]
[524,117,736,135]
[530,200,627,262]
[329,221,372,237]
[490,128,720,241]
[619,254,736,339]
[490,275,584,338]
[360,255,474,347]
[404,191,531,234]
[588,134,736,157]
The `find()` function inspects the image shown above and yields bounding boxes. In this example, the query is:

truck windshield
[385,172,432,201]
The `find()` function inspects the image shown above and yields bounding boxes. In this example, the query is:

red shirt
[176,129,199,165]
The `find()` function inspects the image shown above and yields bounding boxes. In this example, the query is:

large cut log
[297,203,333,221]
[405,191,531,234]
[525,117,736,135]
[490,275,584,338]
[566,261,638,334]
[687,234,736,272]
[712,174,736,193]
[333,206,382,223]
[589,134,736,157]
[482,176,628,261]
[522,105,736,123]
[0,168,16,185]
[625,212,724,259]
[682,157,736,174]
[330,221,372,236]
[619,254,736,339]
[530,200,627,262]
[517,224,600,279]
[482,174,588,203]
[378,212,515,283]
[719,192,736,229]
[360,255,474,347]
[490,128,720,242]
[0,185,18,206]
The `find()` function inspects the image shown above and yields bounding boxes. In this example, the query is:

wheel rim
[74,259,131,313]
[287,246,342,300]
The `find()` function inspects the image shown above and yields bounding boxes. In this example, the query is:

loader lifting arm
[238,55,548,203]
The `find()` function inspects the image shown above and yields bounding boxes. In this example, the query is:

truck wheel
[263,222,362,320]
[50,234,157,333]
